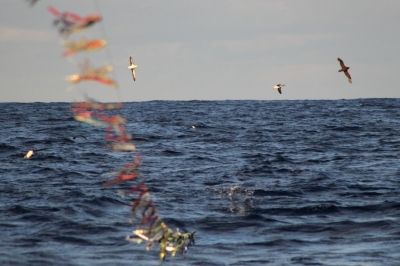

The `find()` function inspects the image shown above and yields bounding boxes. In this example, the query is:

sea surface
[0,99,399,266]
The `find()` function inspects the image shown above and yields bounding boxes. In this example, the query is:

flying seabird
[128,56,137,82]
[273,83,285,94]
[337,57,352,84]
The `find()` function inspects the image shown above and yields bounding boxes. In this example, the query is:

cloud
[0,26,52,43]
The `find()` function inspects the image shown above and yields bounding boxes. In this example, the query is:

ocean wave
[1,100,400,265]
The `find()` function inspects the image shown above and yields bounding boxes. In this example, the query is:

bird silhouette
[337,57,352,84]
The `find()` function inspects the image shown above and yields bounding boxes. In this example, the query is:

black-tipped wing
[278,87,282,94]
[129,56,133,66]
[344,70,352,83]
[131,70,136,81]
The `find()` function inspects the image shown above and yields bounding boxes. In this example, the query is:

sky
[1,0,400,102]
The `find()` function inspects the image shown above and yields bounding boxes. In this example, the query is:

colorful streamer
[46,4,194,261]
[48,6,102,37]
[67,60,117,88]
[63,39,106,57]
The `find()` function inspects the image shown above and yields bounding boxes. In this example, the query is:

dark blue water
[0,99,399,266]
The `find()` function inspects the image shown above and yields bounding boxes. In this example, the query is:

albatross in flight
[128,56,137,82]
[337,57,352,84]
[273,83,285,94]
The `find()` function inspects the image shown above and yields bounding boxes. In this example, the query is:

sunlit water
[0,99,399,265]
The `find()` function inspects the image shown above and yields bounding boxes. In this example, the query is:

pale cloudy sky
[1,0,399,102]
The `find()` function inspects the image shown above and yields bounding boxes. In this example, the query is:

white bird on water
[273,83,285,94]
[24,150,34,159]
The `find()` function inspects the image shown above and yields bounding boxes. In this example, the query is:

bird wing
[131,69,136,81]
[129,56,136,81]
[278,87,282,94]
[344,70,352,83]
[337,57,345,68]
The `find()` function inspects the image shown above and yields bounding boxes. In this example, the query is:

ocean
[0,99,399,266]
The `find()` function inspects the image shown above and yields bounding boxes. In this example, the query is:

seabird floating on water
[273,83,285,94]
[24,150,34,159]
[337,57,352,84]
[128,56,137,82]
